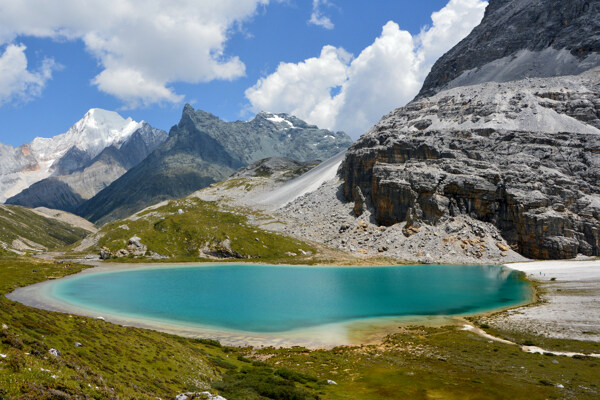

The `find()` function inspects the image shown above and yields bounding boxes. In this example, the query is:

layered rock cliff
[343,70,600,259]
[342,0,600,260]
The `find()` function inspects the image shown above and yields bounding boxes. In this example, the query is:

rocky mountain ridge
[418,0,600,99]
[75,105,352,225]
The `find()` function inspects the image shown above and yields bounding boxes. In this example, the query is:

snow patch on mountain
[29,108,142,162]
[265,113,295,129]
[0,108,146,203]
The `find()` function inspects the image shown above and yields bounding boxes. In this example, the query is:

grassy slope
[94,198,316,262]
[246,326,600,400]
[0,205,90,251]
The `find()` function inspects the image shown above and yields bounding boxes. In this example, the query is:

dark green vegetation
[1,256,599,399]
[92,198,316,262]
[76,106,352,225]
[0,205,90,253]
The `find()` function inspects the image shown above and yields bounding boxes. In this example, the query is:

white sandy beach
[492,259,600,342]
[507,259,600,281]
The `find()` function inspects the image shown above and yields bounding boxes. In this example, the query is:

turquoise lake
[50,264,530,333]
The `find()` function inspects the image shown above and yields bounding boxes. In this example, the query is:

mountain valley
[1,0,600,399]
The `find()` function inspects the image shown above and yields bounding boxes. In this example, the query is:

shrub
[7,351,25,372]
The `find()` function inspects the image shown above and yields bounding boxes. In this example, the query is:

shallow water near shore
[42,263,530,336]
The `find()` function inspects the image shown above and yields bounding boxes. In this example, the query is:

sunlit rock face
[342,0,600,260]
[418,0,600,99]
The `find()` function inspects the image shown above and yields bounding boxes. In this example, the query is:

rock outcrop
[418,0,600,99]
[341,0,600,260]
[342,69,600,259]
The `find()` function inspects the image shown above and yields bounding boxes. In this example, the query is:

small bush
[251,360,267,366]
[212,365,319,400]
[1,331,24,350]
[193,338,222,347]
[7,351,25,372]
[275,368,318,384]
[208,356,238,370]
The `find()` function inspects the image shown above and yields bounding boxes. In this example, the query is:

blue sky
[0,0,487,145]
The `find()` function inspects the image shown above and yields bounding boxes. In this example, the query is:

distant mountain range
[2,105,352,224]
[1,109,167,211]
[75,105,352,224]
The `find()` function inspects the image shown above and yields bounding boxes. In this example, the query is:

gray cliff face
[343,69,600,260]
[418,0,600,99]
[6,123,167,212]
[341,0,600,260]
[76,106,353,224]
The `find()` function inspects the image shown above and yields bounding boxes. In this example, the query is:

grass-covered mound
[0,205,91,253]
[91,198,315,262]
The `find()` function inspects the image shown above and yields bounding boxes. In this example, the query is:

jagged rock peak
[417,0,600,99]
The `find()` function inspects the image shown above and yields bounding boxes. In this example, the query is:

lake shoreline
[483,259,600,343]
[7,262,532,348]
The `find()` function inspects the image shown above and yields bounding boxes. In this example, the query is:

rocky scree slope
[0,109,167,210]
[190,155,523,264]
[76,105,352,225]
[418,0,600,99]
[342,69,600,259]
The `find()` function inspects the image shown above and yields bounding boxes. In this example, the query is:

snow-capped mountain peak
[29,108,142,162]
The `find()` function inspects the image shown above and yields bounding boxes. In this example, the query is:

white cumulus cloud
[247,0,488,138]
[309,0,335,30]
[0,0,269,107]
[0,44,56,106]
